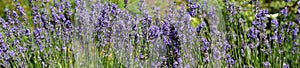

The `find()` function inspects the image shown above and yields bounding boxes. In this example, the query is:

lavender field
[0,0,300,68]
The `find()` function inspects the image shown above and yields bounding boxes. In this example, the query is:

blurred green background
[1,0,299,27]
[0,0,184,18]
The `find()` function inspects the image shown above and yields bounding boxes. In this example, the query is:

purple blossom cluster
[0,0,73,67]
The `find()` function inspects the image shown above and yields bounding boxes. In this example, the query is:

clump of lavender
[0,0,300,68]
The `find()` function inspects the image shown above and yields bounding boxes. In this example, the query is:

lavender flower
[149,25,160,40]
[292,26,298,40]
[281,7,288,17]
[263,61,271,68]
[271,19,279,27]
[196,21,204,33]
[138,0,145,11]
[226,54,235,67]
[0,33,3,43]
[298,1,300,13]
[39,45,43,52]
[248,26,256,38]
[270,19,279,41]
[12,11,18,19]
[25,29,31,36]
[0,18,8,29]
[16,3,26,19]
[241,49,245,57]
[187,0,199,17]
[283,63,289,68]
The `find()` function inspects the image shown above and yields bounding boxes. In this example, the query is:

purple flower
[56,46,60,51]
[292,47,297,54]
[283,63,289,68]
[12,26,19,33]
[247,26,256,38]
[138,0,145,11]
[264,9,269,14]
[16,3,25,16]
[34,28,40,38]
[139,53,144,59]
[298,1,300,13]
[0,18,8,29]
[60,14,66,21]
[187,0,192,4]
[228,58,235,65]
[202,45,208,52]
[8,51,15,57]
[213,49,221,60]
[241,49,245,57]
[40,45,43,52]
[0,34,3,44]
[196,22,205,33]
[162,21,170,36]
[4,9,12,23]
[66,1,71,9]
[65,20,72,29]
[292,27,298,40]
[223,39,231,51]
[62,46,66,50]
[202,37,210,46]
[25,29,31,36]
[12,11,18,18]
[281,7,288,17]
[263,61,271,68]
[177,58,182,63]
[162,23,181,67]
[271,19,278,27]
[0,17,4,23]
[293,42,298,46]
[149,25,160,39]
[75,0,80,7]
[187,1,199,17]
[0,33,2,39]
[226,55,235,67]
[278,33,283,44]
[228,4,236,15]
[204,56,209,64]
[13,39,19,45]
[30,5,38,14]
[163,36,171,45]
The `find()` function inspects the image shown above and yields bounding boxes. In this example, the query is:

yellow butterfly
[266,13,279,19]
[190,17,201,28]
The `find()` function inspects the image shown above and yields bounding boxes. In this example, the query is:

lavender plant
[0,0,299,68]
